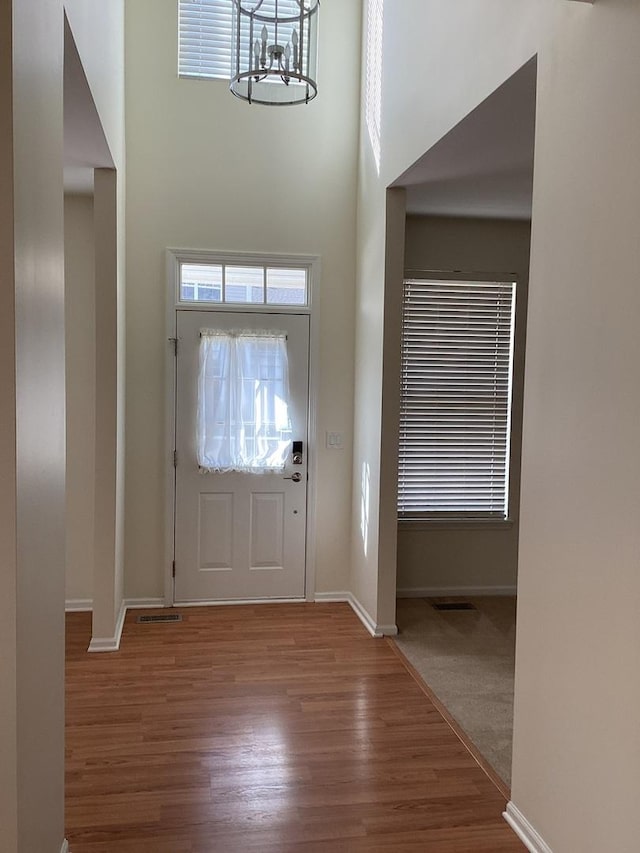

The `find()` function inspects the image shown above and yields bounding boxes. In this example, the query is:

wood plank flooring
[65,603,524,852]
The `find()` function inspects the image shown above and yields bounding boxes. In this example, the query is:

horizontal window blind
[398,279,516,519]
[179,0,306,80]
[179,0,234,79]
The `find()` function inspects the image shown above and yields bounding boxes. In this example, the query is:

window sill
[398,518,515,532]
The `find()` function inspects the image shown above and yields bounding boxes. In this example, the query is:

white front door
[174,310,309,602]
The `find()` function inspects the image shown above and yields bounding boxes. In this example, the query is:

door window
[197,329,292,472]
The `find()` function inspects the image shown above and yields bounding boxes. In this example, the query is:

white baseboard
[348,593,380,636]
[88,600,126,653]
[65,598,93,612]
[85,599,164,653]
[66,597,167,614]
[83,592,400,652]
[503,802,553,853]
[176,597,305,607]
[397,585,517,598]
[61,839,70,853]
[124,597,166,609]
[314,592,398,638]
[313,591,351,603]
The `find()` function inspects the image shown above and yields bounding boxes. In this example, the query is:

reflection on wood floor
[65,603,525,852]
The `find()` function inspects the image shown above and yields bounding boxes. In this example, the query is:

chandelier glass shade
[230,0,320,106]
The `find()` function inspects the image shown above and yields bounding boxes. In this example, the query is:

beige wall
[64,0,125,167]
[65,194,96,604]
[375,188,406,629]
[352,0,547,634]
[0,0,66,849]
[0,6,18,846]
[124,0,361,600]
[92,168,124,642]
[356,0,640,849]
[512,3,640,849]
[64,1,126,643]
[1,2,123,844]
[397,215,531,594]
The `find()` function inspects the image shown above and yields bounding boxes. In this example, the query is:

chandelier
[230,0,320,106]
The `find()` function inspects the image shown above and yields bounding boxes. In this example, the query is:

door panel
[174,310,309,601]
[250,492,284,568]
[198,493,233,570]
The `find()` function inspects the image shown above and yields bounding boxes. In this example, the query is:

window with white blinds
[398,278,517,520]
[178,0,306,80]
[179,0,234,79]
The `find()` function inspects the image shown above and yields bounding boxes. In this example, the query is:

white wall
[0,0,66,849]
[397,215,531,595]
[65,194,96,604]
[357,0,640,850]
[124,0,361,600]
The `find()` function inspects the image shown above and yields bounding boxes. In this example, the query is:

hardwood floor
[65,603,524,852]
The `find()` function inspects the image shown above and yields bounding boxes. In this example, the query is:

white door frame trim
[164,248,321,606]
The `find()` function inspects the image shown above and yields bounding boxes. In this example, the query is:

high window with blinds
[178,0,306,80]
[179,0,233,79]
[178,0,233,80]
[398,278,517,520]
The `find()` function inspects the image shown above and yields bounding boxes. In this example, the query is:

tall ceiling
[395,58,537,220]
[63,18,113,194]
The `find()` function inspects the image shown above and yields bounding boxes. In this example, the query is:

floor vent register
[136,613,183,624]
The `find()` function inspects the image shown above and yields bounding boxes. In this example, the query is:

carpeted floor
[393,596,516,787]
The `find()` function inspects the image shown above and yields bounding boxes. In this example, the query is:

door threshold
[173,597,308,607]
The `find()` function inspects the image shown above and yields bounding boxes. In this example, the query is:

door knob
[284,472,302,483]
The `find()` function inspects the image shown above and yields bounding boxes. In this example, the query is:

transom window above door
[179,261,308,307]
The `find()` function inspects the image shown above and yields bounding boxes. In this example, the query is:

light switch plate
[326,431,344,450]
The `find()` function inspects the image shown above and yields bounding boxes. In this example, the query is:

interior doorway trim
[164,248,321,607]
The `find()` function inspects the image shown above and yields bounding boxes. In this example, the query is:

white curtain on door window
[197,329,292,472]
